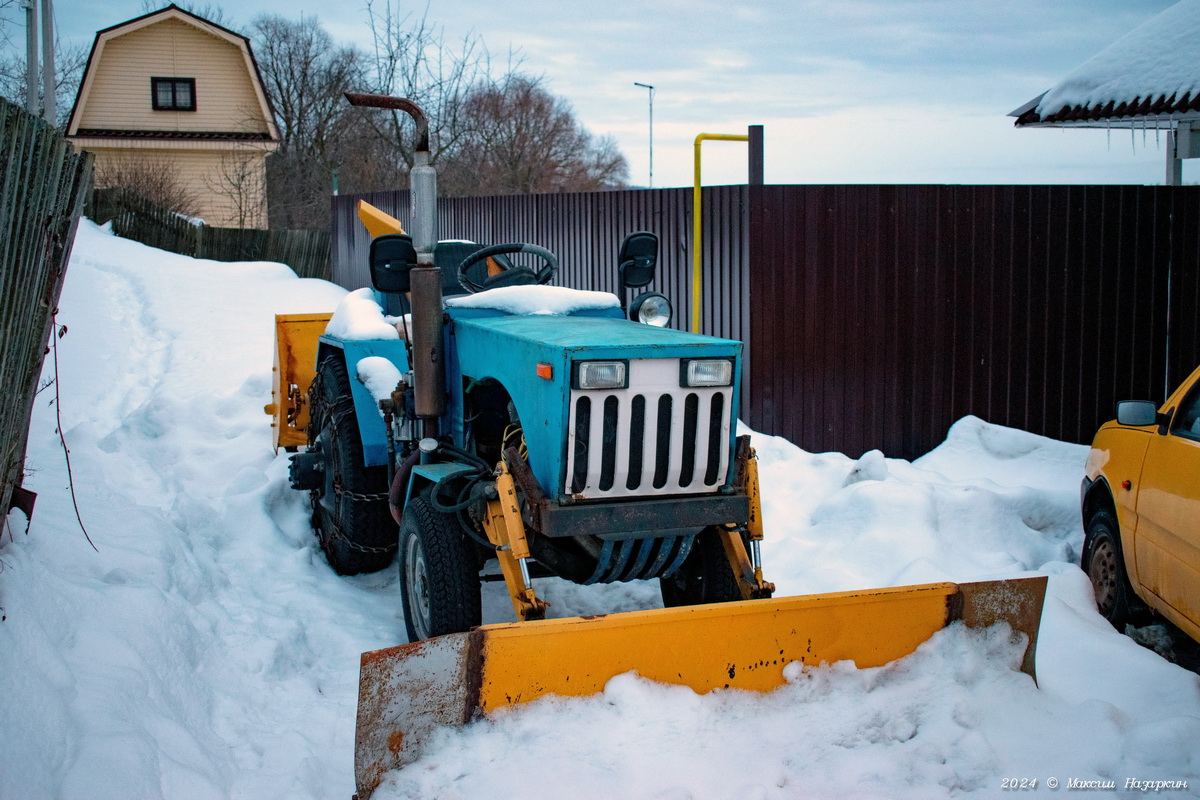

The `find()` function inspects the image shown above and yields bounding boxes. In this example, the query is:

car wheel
[1083,510,1138,630]
[398,495,482,642]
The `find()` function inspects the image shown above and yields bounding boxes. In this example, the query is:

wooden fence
[90,189,331,281]
[332,183,1200,460]
[0,97,93,520]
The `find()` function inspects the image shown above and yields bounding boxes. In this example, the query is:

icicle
[1106,119,1112,150]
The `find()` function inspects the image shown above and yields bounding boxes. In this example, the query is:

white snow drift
[2,221,1197,799]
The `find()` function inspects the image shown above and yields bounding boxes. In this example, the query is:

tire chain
[309,366,395,555]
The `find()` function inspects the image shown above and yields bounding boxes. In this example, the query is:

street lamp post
[633,82,654,188]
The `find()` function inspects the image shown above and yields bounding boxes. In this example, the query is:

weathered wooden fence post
[0,96,93,522]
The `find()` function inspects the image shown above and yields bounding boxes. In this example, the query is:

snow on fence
[0,97,93,523]
[331,184,1200,459]
[88,189,332,281]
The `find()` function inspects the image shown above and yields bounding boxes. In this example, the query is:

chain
[327,523,397,554]
[308,363,396,555]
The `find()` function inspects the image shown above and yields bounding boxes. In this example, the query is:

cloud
[41,0,1183,186]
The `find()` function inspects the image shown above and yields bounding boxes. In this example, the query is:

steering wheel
[458,243,559,293]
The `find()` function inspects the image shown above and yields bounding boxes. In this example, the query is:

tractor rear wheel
[660,527,742,607]
[398,495,482,642]
[308,355,396,574]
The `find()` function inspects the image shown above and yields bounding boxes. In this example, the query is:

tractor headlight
[629,292,672,327]
[681,358,733,387]
[573,360,628,390]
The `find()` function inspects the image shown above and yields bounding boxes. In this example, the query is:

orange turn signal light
[536,363,553,380]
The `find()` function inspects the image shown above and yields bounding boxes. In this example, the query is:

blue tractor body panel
[445,307,742,502]
[317,335,411,467]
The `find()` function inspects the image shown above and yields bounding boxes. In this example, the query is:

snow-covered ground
[2,221,1198,799]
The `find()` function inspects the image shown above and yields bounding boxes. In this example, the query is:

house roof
[66,4,279,142]
[1012,0,1200,127]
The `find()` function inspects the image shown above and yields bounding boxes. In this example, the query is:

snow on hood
[1036,0,1200,117]
[445,285,620,315]
[325,288,400,340]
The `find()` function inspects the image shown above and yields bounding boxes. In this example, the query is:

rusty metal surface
[354,577,1047,797]
[951,576,1048,683]
[354,632,482,797]
[343,93,430,153]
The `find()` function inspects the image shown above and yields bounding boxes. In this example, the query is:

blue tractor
[265,96,1050,797]
[280,94,773,642]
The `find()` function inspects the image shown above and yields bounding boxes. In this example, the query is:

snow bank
[3,221,1198,799]
[445,284,620,315]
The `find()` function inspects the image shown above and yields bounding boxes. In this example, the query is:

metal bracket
[719,438,774,600]
[481,462,548,622]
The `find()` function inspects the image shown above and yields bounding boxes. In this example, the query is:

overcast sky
[9,0,1191,187]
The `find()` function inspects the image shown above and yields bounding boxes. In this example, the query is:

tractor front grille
[565,359,733,499]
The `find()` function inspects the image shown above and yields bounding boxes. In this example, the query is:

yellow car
[1081,364,1200,644]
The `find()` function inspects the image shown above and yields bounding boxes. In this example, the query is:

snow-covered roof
[1012,0,1200,127]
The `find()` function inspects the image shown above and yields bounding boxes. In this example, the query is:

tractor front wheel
[399,495,482,642]
[308,355,396,574]
[660,527,742,607]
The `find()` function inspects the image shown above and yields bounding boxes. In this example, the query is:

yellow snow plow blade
[264,312,332,450]
[354,575,1047,796]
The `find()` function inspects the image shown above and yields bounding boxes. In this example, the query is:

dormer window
[151,77,196,111]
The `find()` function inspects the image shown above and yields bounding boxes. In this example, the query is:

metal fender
[317,336,411,467]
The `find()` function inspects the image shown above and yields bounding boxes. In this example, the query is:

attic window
[151,77,196,111]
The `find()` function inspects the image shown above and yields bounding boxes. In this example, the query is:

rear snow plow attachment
[354,575,1047,796]
[265,312,333,450]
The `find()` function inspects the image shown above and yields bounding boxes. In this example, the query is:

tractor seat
[379,241,512,317]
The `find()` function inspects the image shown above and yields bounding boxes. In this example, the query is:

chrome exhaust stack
[345,93,446,430]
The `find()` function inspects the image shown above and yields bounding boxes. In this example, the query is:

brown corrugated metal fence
[332,184,1200,460]
[748,185,1200,458]
[332,187,749,344]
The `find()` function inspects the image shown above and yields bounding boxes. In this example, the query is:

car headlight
[681,358,733,387]
[573,360,628,390]
[629,292,672,327]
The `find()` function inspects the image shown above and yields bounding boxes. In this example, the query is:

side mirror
[1116,400,1158,427]
[618,231,659,290]
[369,234,417,293]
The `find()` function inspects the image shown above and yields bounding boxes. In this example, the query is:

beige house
[67,5,279,228]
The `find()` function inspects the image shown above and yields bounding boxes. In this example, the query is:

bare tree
[250,14,366,228]
[0,39,87,126]
[94,155,201,218]
[358,1,502,171]
[205,150,268,228]
[444,74,629,196]
[244,10,628,226]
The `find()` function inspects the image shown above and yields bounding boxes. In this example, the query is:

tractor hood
[444,308,742,503]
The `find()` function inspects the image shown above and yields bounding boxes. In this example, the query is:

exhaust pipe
[345,93,446,429]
